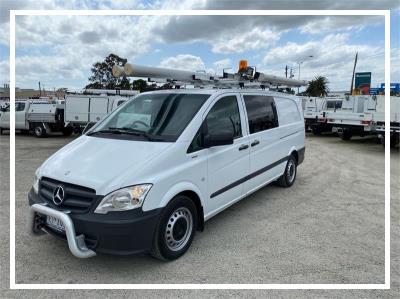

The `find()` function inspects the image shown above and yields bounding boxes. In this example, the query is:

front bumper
[28,189,162,257]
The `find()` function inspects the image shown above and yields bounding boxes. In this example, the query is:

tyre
[391,133,400,148]
[61,126,73,136]
[0,128,3,135]
[339,129,352,140]
[277,155,297,187]
[312,125,321,135]
[33,124,47,138]
[151,195,197,261]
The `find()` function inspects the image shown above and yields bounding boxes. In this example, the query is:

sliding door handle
[251,140,260,147]
[238,144,249,151]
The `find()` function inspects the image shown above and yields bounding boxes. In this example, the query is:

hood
[39,135,173,194]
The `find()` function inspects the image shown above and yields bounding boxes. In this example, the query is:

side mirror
[204,128,234,147]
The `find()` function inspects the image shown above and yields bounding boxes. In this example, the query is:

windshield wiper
[88,127,163,141]
[111,127,164,141]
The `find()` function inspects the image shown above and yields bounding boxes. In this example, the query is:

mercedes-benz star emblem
[53,186,65,206]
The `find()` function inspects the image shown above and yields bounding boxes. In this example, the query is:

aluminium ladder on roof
[112,63,309,90]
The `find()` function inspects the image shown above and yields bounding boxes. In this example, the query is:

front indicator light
[32,175,39,194]
[94,184,152,214]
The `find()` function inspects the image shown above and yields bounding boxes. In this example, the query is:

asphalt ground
[0,132,399,298]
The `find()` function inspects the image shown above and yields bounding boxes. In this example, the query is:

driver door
[205,94,250,215]
[15,102,27,129]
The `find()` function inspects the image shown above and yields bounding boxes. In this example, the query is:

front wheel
[151,195,197,261]
[277,155,297,187]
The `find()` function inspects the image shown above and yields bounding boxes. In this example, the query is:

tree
[131,79,148,92]
[305,76,329,97]
[86,53,130,89]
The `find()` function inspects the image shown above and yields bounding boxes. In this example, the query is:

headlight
[32,175,39,194]
[94,184,152,214]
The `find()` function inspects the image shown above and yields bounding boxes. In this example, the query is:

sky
[0,0,399,92]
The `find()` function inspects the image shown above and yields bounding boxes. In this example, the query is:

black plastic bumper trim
[28,189,162,255]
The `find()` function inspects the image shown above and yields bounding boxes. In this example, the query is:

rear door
[203,94,250,214]
[241,94,282,194]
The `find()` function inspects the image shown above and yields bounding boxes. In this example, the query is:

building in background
[370,83,400,96]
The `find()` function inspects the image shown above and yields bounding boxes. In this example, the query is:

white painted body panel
[65,95,129,125]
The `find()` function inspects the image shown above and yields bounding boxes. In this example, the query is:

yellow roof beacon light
[238,60,248,73]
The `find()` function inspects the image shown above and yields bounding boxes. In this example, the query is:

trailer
[0,99,72,137]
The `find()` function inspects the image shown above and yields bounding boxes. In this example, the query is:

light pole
[297,55,314,94]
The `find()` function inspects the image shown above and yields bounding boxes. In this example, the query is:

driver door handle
[251,140,260,147]
[238,144,249,151]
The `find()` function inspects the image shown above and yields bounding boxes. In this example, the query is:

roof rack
[112,60,308,90]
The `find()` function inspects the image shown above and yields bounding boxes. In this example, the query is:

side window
[205,96,242,138]
[326,100,342,110]
[326,101,335,109]
[187,96,242,153]
[275,98,301,126]
[243,95,278,134]
[16,102,26,111]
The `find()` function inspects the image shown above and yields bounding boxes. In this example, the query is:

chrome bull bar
[29,203,96,258]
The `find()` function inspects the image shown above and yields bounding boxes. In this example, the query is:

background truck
[65,89,138,133]
[0,99,72,137]
[303,96,343,135]
[371,95,400,147]
[323,95,399,146]
[323,95,377,140]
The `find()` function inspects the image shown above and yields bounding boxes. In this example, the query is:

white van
[29,89,305,260]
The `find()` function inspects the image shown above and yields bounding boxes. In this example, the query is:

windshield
[89,93,210,142]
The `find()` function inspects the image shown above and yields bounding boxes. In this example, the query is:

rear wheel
[339,128,352,140]
[277,155,297,187]
[61,126,73,136]
[33,124,46,138]
[391,133,400,148]
[0,128,3,135]
[151,195,197,261]
[312,125,322,135]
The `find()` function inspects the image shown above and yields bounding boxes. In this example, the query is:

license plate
[46,215,65,232]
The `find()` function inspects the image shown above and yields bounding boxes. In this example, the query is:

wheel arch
[288,146,299,164]
[150,182,205,231]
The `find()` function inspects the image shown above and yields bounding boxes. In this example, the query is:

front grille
[39,177,96,213]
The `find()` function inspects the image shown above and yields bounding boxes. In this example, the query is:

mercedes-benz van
[29,89,305,260]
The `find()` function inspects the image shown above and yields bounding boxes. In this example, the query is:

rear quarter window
[275,98,301,126]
